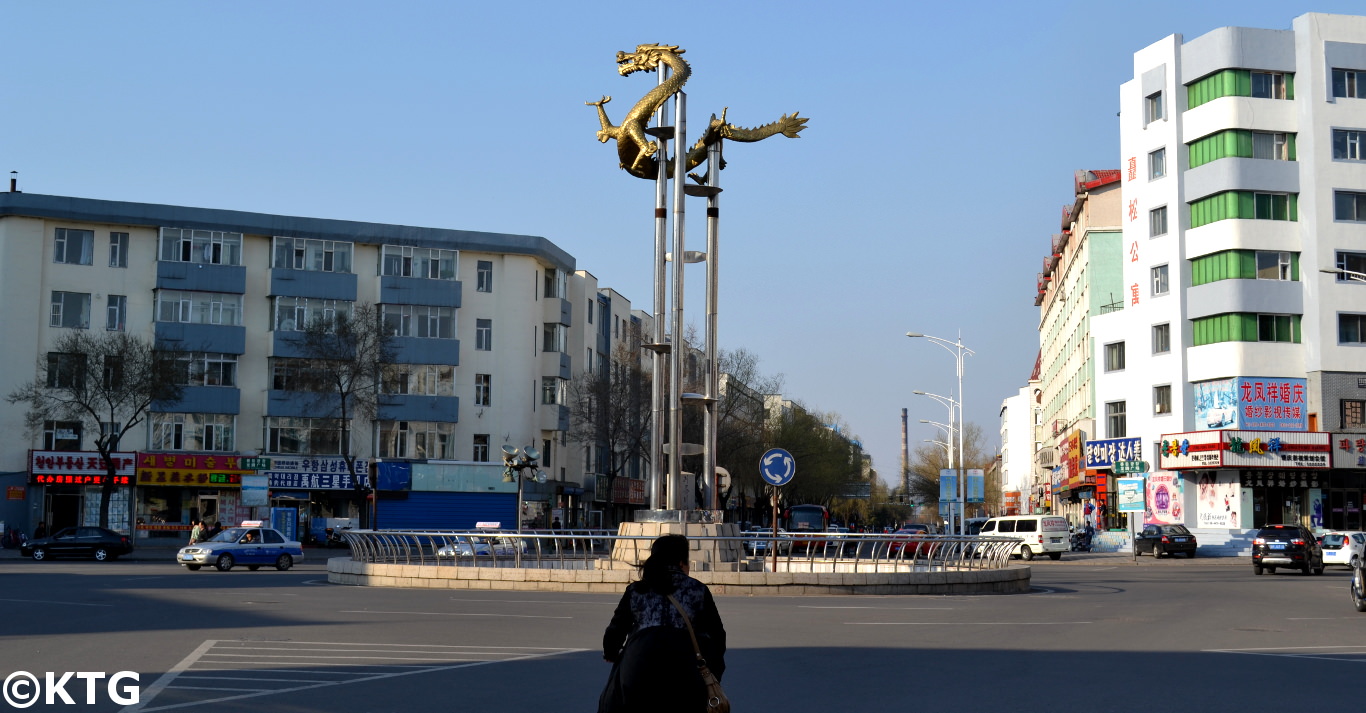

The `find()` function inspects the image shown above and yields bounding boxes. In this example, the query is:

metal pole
[956,337,966,536]
[649,64,670,511]
[703,138,721,512]
[667,91,687,510]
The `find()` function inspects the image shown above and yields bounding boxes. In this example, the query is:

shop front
[1159,430,1331,531]
[1083,437,1143,531]
[28,450,136,533]
[262,456,369,543]
[1326,435,1366,531]
[134,453,255,541]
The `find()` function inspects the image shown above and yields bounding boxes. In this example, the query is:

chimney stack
[9,171,17,193]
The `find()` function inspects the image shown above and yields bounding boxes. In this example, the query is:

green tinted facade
[1186,69,1296,109]
[1190,250,1300,286]
[1187,130,1297,168]
[1189,191,1298,228]
[1191,313,1301,345]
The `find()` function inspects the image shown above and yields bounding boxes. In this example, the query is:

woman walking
[599,534,727,713]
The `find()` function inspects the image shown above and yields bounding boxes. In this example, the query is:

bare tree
[7,331,184,528]
[566,341,651,523]
[282,303,394,522]
[905,421,992,521]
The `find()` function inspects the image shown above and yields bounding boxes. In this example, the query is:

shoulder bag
[667,594,730,713]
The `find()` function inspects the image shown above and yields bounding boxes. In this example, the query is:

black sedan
[21,527,135,562]
[1135,524,1198,558]
[1252,524,1324,575]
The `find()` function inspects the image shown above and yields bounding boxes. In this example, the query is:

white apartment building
[0,190,610,539]
[1094,13,1366,546]
[1033,171,1124,525]
[998,383,1037,514]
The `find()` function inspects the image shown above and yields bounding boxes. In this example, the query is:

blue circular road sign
[759,448,796,486]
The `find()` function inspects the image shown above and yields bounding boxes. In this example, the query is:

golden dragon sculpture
[587,43,808,180]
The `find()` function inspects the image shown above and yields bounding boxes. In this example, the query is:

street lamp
[907,331,975,535]
[501,445,543,536]
[1322,267,1366,282]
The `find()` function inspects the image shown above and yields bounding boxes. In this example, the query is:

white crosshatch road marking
[1206,645,1366,663]
[121,640,585,712]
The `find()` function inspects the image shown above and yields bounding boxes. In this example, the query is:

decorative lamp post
[907,332,975,535]
[501,445,543,536]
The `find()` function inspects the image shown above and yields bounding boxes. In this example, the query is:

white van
[978,515,1069,560]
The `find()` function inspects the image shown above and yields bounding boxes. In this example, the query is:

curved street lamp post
[907,332,975,535]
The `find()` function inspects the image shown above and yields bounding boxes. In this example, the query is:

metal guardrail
[340,529,1024,572]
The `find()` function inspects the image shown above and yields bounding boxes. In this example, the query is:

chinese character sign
[1193,377,1307,431]
[1084,437,1143,469]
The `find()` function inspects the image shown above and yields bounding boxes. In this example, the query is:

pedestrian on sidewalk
[189,520,204,545]
[599,534,726,713]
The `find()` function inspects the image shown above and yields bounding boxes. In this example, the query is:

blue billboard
[1193,377,1307,432]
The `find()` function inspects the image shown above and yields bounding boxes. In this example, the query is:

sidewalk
[0,543,344,562]
[1041,550,1248,565]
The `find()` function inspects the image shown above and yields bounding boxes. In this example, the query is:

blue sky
[4,1,1361,486]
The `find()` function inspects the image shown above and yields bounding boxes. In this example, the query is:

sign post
[1116,476,1146,562]
[760,449,796,572]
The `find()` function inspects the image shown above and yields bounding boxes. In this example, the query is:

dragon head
[616,44,684,77]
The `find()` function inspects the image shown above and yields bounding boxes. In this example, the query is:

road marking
[798,606,954,610]
[0,597,112,607]
[1206,645,1366,663]
[340,609,572,619]
[847,621,1093,626]
[121,640,585,712]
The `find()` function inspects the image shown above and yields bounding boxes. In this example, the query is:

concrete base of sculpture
[604,517,745,572]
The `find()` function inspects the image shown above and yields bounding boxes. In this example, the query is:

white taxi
[177,521,305,572]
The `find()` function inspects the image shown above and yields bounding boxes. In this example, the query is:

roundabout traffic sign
[760,448,796,486]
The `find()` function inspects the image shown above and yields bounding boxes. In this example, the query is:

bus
[784,504,830,552]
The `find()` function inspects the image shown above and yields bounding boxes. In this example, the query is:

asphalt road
[2,554,1363,712]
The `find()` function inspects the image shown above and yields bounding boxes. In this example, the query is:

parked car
[977,515,1069,561]
[743,528,790,555]
[1252,524,1324,576]
[177,523,304,572]
[1321,531,1366,569]
[436,535,524,558]
[22,526,134,562]
[1134,524,1198,558]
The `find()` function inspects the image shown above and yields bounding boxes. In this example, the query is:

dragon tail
[721,112,808,142]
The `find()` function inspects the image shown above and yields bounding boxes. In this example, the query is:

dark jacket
[600,568,726,713]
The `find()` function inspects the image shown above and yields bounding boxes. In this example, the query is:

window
[1151,264,1169,296]
[381,245,456,280]
[109,232,129,268]
[274,297,351,332]
[46,352,85,389]
[106,295,127,331]
[155,290,241,326]
[542,323,565,353]
[1149,148,1166,179]
[1333,68,1365,99]
[53,228,94,265]
[1255,192,1292,220]
[542,377,561,405]
[381,304,455,339]
[1145,91,1164,124]
[378,420,455,459]
[473,434,490,462]
[199,353,237,387]
[43,421,82,451]
[1336,191,1366,222]
[1337,252,1366,282]
[271,237,353,273]
[159,228,242,266]
[1154,385,1172,415]
[1104,342,1126,372]
[151,413,235,451]
[102,356,123,390]
[1344,400,1365,429]
[1150,206,1168,237]
[1341,313,1366,344]
[586,349,594,374]
[1258,314,1295,342]
[543,268,565,298]
[1256,251,1291,281]
[267,417,346,455]
[474,318,492,350]
[50,291,91,329]
[381,364,455,396]
[1106,401,1127,438]
[1251,71,1287,99]
[1252,132,1289,160]
[474,373,491,406]
[476,260,493,292]
[1333,129,1365,160]
[1152,323,1171,354]
[271,358,325,391]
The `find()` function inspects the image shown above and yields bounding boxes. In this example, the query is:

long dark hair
[639,534,689,593]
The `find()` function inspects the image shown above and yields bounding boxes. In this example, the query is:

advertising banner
[1334,435,1366,469]
[1084,438,1142,469]
[1145,471,1183,525]
[1195,471,1239,528]
[1160,430,1331,469]
[1117,477,1145,513]
[240,475,269,507]
[966,469,984,503]
[1192,377,1307,431]
[265,456,370,490]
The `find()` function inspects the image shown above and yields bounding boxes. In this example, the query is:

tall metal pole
[703,139,721,511]
[667,92,688,510]
[649,65,670,511]
[956,337,966,536]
